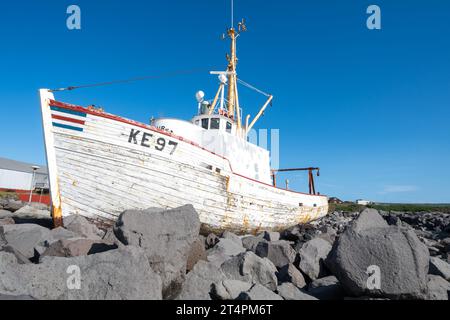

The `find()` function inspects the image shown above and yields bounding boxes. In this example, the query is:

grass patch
[328,203,366,213]
[368,203,450,214]
[328,202,450,214]
[0,191,18,200]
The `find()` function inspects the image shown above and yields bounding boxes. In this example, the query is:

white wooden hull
[40,90,328,235]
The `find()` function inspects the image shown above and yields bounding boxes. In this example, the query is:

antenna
[231,0,234,28]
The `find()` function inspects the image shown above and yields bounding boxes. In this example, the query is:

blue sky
[0,0,449,203]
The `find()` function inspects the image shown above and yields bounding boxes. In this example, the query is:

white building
[0,157,49,191]
[356,199,373,206]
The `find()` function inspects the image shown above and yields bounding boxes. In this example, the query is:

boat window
[201,118,209,129]
[210,118,220,130]
[195,120,200,126]
[226,122,232,133]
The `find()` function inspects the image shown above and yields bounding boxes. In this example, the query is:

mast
[226,27,237,122]
[225,0,246,132]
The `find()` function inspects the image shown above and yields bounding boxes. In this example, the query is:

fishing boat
[39,9,328,235]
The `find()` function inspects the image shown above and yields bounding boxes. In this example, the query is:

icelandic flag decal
[50,106,87,132]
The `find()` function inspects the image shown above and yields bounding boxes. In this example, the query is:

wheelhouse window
[210,118,220,130]
[201,118,209,129]
[226,122,232,133]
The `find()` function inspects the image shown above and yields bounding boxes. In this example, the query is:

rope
[49,68,208,92]
[237,78,271,97]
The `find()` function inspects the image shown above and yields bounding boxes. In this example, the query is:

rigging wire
[237,78,271,97]
[49,68,208,92]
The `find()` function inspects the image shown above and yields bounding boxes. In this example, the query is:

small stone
[429,257,450,281]
[211,280,253,300]
[277,263,306,289]
[277,283,318,300]
[238,284,283,300]
[205,233,220,249]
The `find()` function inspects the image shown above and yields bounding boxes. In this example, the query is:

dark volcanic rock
[0,246,162,300]
[0,224,53,259]
[237,284,283,300]
[326,209,429,299]
[277,282,318,300]
[63,215,104,239]
[220,251,278,291]
[205,233,220,249]
[0,217,15,226]
[241,235,266,252]
[186,236,207,272]
[211,280,253,300]
[114,205,200,299]
[427,275,450,300]
[262,231,280,242]
[255,240,296,268]
[307,276,345,300]
[40,238,118,259]
[177,261,226,300]
[298,237,332,280]
[429,257,450,281]
[277,263,306,289]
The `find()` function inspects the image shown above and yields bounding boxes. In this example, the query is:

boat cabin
[192,115,236,136]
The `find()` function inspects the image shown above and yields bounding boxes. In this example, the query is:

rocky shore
[1,196,449,300]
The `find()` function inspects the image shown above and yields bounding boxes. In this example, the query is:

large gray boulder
[242,236,266,252]
[63,215,104,239]
[326,209,429,299]
[114,205,201,299]
[49,227,80,242]
[1,245,31,264]
[298,237,332,280]
[255,240,296,268]
[220,251,278,291]
[211,280,253,300]
[427,275,450,300]
[0,224,53,259]
[0,210,13,219]
[221,231,243,246]
[238,284,283,300]
[2,200,25,212]
[207,238,246,257]
[352,208,388,232]
[0,246,162,300]
[429,257,450,281]
[177,261,226,300]
[14,205,51,220]
[277,283,318,300]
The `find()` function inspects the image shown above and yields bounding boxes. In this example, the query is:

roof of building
[0,157,48,175]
